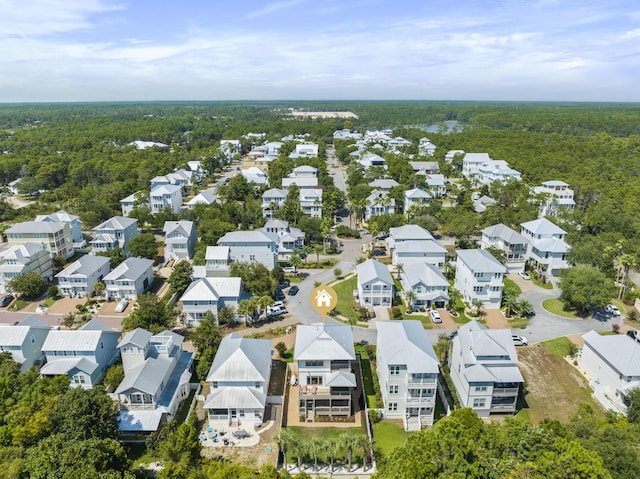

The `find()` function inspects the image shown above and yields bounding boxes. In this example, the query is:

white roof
[404,188,431,199]
[294,323,355,361]
[456,249,507,274]
[186,192,216,206]
[357,259,393,285]
[403,262,448,288]
[282,177,318,188]
[6,221,65,234]
[206,246,230,261]
[218,230,276,245]
[150,184,182,195]
[40,357,99,375]
[203,386,267,410]
[368,179,399,189]
[56,255,110,279]
[542,180,570,187]
[521,218,567,236]
[163,220,194,238]
[389,225,434,242]
[93,216,137,231]
[395,240,446,255]
[118,409,165,432]
[0,316,50,346]
[181,277,242,302]
[481,224,529,245]
[118,328,153,349]
[104,257,153,281]
[326,371,357,387]
[583,330,640,377]
[42,320,117,352]
[377,321,439,374]
[206,334,271,382]
[35,210,79,224]
[0,243,46,263]
[262,188,286,198]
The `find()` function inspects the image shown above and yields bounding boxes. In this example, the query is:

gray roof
[456,249,507,274]
[357,259,393,285]
[395,240,446,255]
[377,321,439,374]
[205,246,230,261]
[55,255,110,279]
[326,371,357,387]
[369,179,399,189]
[403,262,448,288]
[203,386,267,410]
[40,357,99,376]
[18,315,51,329]
[103,257,153,281]
[262,188,286,198]
[206,334,272,382]
[389,225,434,242]
[93,216,138,231]
[521,218,566,236]
[217,230,276,245]
[583,330,640,377]
[482,224,529,245]
[42,319,117,352]
[150,184,182,195]
[115,355,174,395]
[404,188,431,199]
[6,221,65,234]
[294,323,355,361]
[186,192,216,205]
[35,210,79,224]
[118,328,153,349]
[163,220,194,238]
[181,277,242,302]
[0,243,46,263]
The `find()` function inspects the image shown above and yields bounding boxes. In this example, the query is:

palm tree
[471,298,484,318]
[236,299,254,325]
[308,437,323,472]
[257,295,272,321]
[502,295,519,318]
[341,432,359,472]
[274,429,292,467]
[289,439,307,473]
[357,434,373,471]
[405,289,417,312]
[518,299,534,317]
[326,438,341,473]
[396,262,404,280]
[448,287,462,314]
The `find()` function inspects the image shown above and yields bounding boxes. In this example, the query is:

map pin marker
[310,285,338,323]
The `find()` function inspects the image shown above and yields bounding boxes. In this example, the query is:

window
[474,386,487,392]
[255,382,261,388]
[389,385,398,395]
[473,286,483,292]
[212,382,218,389]
[491,286,500,291]
[388,402,398,412]
[474,272,483,278]
[305,360,323,367]
[473,398,486,408]
[307,376,323,385]
[249,254,256,261]
[390,366,400,375]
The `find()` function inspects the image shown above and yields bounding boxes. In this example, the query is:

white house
[387,225,434,252]
[103,257,153,300]
[242,167,268,187]
[290,165,318,178]
[6,221,74,259]
[204,334,272,426]
[150,184,182,214]
[449,321,523,417]
[205,246,231,277]
[364,190,395,221]
[462,153,493,179]
[91,216,139,255]
[258,219,304,261]
[580,330,640,414]
[35,210,84,248]
[115,328,194,439]
[401,262,449,309]
[356,259,394,307]
[299,188,323,218]
[481,224,530,273]
[357,152,386,170]
[376,321,440,430]
[56,255,111,298]
[185,192,216,209]
[120,191,149,217]
[404,188,431,214]
[520,218,570,279]
[163,220,197,262]
[294,323,357,420]
[424,174,446,198]
[0,243,53,294]
[0,316,51,372]
[180,277,243,327]
[532,180,576,217]
[392,240,447,270]
[261,188,287,219]
[282,176,318,191]
[290,142,319,159]
[409,161,440,175]
[217,231,277,270]
[445,150,465,163]
[369,178,399,195]
[454,249,507,308]
[40,319,120,388]
[418,138,437,156]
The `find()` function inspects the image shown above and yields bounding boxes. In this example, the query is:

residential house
[282,176,318,191]
[91,216,139,254]
[462,153,521,186]
[387,224,435,252]
[204,334,272,426]
[333,129,362,141]
[454,249,507,308]
[217,231,277,270]
[6,221,74,259]
[368,178,399,195]
[532,180,576,217]
[258,219,304,260]
[35,210,84,248]
[462,153,493,179]
[356,259,394,307]
[445,150,465,164]
[424,174,446,198]
[404,188,431,214]
[401,262,449,309]
[481,224,530,272]
[220,139,242,160]
[409,161,440,175]
[0,316,51,372]
[187,160,203,175]
[299,188,323,218]
[520,218,570,279]
[56,255,110,298]
[289,142,319,159]
[290,165,318,178]
[163,220,197,262]
[180,277,243,327]
[377,321,440,430]
[449,321,523,417]
[580,330,640,414]
[364,189,395,221]
[150,169,193,192]
[40,319,120,388]
[205,246,231,277]
[103,257,153,300]
[261,188,287,219]
[474,195,497,213]
[130,141,168,150]
[115,329,194,439]
[418,138,437,156]
[0,243,53,294]
[120,191,148,217]
[150,184,182,214]
[392,241,446,270]
[356,152,387,170]
[294,323,358,420]
[185,192,216,209]
[242,167,268,187]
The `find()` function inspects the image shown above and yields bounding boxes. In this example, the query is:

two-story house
[40,319,120,388]
[6,221,74,259]
[115,328,194,439]
[0,316,51,372]
[163,220,197,262]
[204,246,231,277]
[532,180,576,217]
[258,219,305,261]
[294,323,358,420]
[481,224,530,272]
[364,189,395,221]
[418,138,437,156]
[217,231,277,270]
[56,255,111,298]
[377,321,440,430]
[404,188,431,214]
[204,334,272,426]
[0,243,53,294]
[91,216,139,255]
[103,257,153,300]
[299,188,323,218]
[520,218,570,280]
[423,174,446,198]
[356,259,394,307]
[120,191,149,217]
[35,210,84,248]
[261,188,287,219]
[449,321,523,417]
[180,277,243,327]
[454,249,507,308]
[185,191,216,209]
[387,225,434,252]
[369,179,399,196]
[242,167,268,187]
[150,184,182,214]
[401,262,449,309]
[392,240,447,270]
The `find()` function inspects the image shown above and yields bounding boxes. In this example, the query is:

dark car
[523,308,536,317]
[0,295,14,307]
[278,280,290,290]
[628,330,638,341]
[372,249,385,256]
[288,285,299,296]
[275,289,286,301]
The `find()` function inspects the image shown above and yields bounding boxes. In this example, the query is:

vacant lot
[517,342,603,423]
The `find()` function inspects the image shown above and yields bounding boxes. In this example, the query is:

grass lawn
[286,426,365,462]
[372,421,411,457]
[356,344,382,408]
[542,298,582,318]
[503,278,522,295]
[332,276,359,323]
[42,297,59,308]
[544,337,577,359]
[531,274,553,290]
[10,299,29,311]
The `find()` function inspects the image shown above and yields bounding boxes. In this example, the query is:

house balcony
[407,377,438,386]
[405,396,436,406]
[299,385,352,399]
[492,387,519,396]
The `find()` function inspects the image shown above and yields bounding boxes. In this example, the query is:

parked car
[512,335,528,346]
[115,299,129,313]
[429,309,442,324]
[627,330,638,341]
[271,301,285,309]
[267,306,287,317]
[288,285,299,296]
[606,304,621,316]
[518,271,531,280]
[523,308,536,317]
[372,249,385,256]
[275,289,286,301]
[0,294,14,307]
[278,280,290,289]
[282,266,296,274]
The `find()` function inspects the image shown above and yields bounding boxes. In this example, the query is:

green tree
[341,431,360,472]
[167,260,193,295]
[93,281,106,298]
[472,298,484,317]
[190,312,222,352]
[309,437,323,472]
[559,264,615,314]
[229,262,274,297]
[121,293,174,332]
[103,363,124,392]
[97,247,126,268]
[624,388,640,424]
[8,272,44,299]
[127,232,160,260]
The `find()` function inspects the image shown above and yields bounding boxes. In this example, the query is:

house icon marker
[315,289,333,308]
[310,285,337,322]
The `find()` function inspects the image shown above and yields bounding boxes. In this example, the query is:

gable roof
[203,386,267,410]
[217,230,276,245]
[35,210,79,224]
[93,216,138,231]
[456,249,507,274]
[181,277,242,302]
[482,224,529,245]
[103,257,153,281]
[6,221,66,234]
[377,321,439,374]
[40,357,99,376]
[369,179,399,189]
[118,328,153,349]
[404,188,431,199]
[163,220,194,237]
[56,255,110,279]
[206,334,271,382]
[294,323,355,361]
[186,192,216,206]
[583,330,640,377]
[357,259,393,285]
[42,321,118,352]
[150,184,182,195]
[262,188,286,198]
[403,262,448,288]
[389,225,434,242]
[0,243,46,263]
[205,246,230,261]
[521,218,566,236]
[395,240,446,255]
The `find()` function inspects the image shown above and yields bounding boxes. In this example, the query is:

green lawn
[332,276,359,323]
[541,298,582,318]
[503,277,522,295]
[285,426,366,462]
[372,421,411,457]
[355,344,382,408]
[544,337,577,359]
[531,273,553,289]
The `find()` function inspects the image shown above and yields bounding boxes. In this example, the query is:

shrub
[335,225,360,238]
[391,306,402,320]
[47,286,59,298]
[368,409,382,424]
[275,341,288,358]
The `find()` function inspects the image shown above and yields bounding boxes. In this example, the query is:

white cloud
[245,0,309,19]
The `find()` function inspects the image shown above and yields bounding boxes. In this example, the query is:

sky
[1,0,639,102]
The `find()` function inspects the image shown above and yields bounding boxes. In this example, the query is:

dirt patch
[517,343,603,423]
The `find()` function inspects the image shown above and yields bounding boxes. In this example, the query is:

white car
[115,299,129,313]
[512,335,528,346]
[606,304,621,316]
[429,309,442,324]
[282,266,296,274]
[518,271,531,280]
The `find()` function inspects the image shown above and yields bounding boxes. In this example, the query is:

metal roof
[377,320,439,374]
[294,323,355,361]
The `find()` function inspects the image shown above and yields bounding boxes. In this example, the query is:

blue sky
[1,0,639,102]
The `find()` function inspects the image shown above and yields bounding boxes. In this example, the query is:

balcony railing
[406,396,436,405]
[490,403,516,411]
[493,387,519,395]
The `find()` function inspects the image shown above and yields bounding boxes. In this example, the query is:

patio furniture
[233,429,250,439]
[200,435,207,442]
[206,425,213,433]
